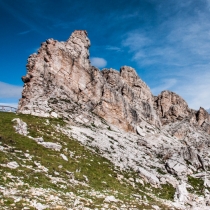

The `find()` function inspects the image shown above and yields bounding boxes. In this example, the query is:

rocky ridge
[18,30,160,132]
[14,30,210,209]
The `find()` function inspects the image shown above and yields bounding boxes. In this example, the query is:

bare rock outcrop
[18,30,160,132]
[154,90,195,124]
[17,30,210,137]
[154,90,210,138]
[197,107,210,134]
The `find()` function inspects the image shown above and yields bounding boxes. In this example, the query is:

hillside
[1,112,173,209]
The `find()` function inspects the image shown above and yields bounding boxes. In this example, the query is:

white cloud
[18,29,32,35]
[0,103,18,108]
[123,33,151,53]
[105,45,121,52]
[151,78,177,96]
[0,82,22,98]
[90,57,107,68]
[121,2,210,110]
[174,70,210,110]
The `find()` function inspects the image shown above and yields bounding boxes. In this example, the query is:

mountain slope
[0,112,172,209]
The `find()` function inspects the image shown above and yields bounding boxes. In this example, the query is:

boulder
[174,181,188,204]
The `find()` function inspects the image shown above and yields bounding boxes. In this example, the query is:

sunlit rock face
[18,30,91,117]
[154,90,210,137]
[18,30,210,136]
[18,30,161,132]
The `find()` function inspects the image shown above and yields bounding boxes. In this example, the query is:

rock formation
[154,90,210,138]
[18,30,210,136]
[18,30,161,132]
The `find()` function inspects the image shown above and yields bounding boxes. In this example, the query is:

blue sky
[1,0,210,109]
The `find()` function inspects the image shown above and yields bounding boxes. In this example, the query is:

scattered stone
[51,112,58,118]
[136,126,146,137]
[12,118,28,136]
[2,161,19,169]
[138,167,159,186]
[60,154,68,161]
[152,205,160,210]
[174,181,188,204]
[32,137,44,143]
[31,201,48,210]
[104,196,118,203]
[40,142,62,151]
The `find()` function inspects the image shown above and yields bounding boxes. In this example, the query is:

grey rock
[12,118,28,136]
[174,181,188,204]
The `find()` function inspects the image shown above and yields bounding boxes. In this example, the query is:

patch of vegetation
[60,98,71,103]
[188,176,204,195]
[157,168,167,175]
[107,135,117,142]
[91,123,96,127]
[84,134,95,142]
[185,159,191,166]
[151,183,175,200]
[156,153,163,159]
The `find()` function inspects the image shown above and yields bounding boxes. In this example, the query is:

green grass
[157,168,167,175]
[188,176,204,195]
[151,183,175,200]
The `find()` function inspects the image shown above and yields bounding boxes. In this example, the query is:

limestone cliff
[18,30,160,132]
[18,30,210,136]
[154,90,210,137]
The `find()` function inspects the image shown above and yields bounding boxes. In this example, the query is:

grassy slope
[0,112,172,209]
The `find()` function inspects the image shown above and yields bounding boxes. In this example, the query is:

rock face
[18,30,210,136]
[19,30,91,117]
[154,91,192,124]
[154,90,210,138]
[18,30,160,132]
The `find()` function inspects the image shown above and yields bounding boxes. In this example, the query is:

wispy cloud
[0,82,22,99]
[0,1,47,36]
[151,79,177,96]
[90,57,107,68]
[0,103,18,108]
[122,0,210,68]
[18,29,32,35]
[105,45,122,52]
[122,0,210,110]
[123,33,151,52]
[174,69,210,110]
